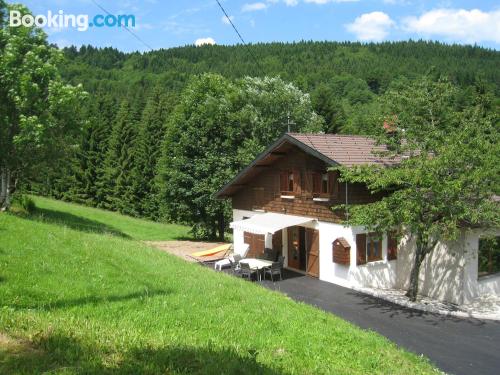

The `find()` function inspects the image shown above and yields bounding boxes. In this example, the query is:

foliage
[14,18,499,235]
[336,76,500,300]
[131,87,175,219]
[0,197,437,374]
[0,3,86,210]
[101,100,139,215]
[11,193,36,214]
[478,236,500,276]
[157,74,322,239]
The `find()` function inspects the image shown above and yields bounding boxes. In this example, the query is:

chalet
[216,133,500,305]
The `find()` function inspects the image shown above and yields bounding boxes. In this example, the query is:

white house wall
[232,209,260,256]
[394,235,467,305]
[317,221,354,287]
[232,209,499,305]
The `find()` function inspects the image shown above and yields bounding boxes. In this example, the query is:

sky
[9,0,500,52]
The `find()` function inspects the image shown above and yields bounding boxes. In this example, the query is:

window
[321,173,328,194]
[312,172,329,195]
[366,233,382,262]
[356,232,382,265]
[288,171,294,192]
[478,237,500,277]
[387,231,398,261]
[280,170,299,194]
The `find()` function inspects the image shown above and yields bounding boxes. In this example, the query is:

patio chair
[229,254,242,274]
[264,261,283,282]
[264,248,278,262]
[277,255,284,265]
[240,262,257,281]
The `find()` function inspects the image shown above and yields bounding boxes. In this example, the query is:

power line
[215,0,265,75]
[90,0,154,51]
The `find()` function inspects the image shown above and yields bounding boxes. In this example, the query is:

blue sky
[10,0,500,51]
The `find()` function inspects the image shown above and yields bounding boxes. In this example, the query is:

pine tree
[131,87,173,219]
[68,93,116,207]
[102,100,138,214]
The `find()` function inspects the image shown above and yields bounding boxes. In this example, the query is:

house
[216,133,500,305]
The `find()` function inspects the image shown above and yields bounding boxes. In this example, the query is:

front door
[287,226,306,271]
[306,228,320,277]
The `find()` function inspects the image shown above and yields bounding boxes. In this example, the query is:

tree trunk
[405,233,433,302]
[0,167,11,211]
[217,210,225,242]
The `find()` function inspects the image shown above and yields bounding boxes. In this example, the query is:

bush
[16,195,36,214]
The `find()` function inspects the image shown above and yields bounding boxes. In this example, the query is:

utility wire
[215,0,265,75]
[90,0,154,51]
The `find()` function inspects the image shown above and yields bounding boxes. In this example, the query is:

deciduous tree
[336,77,500,301]
[0,4,86,210]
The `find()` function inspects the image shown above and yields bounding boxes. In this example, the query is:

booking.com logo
[9,10,135,32]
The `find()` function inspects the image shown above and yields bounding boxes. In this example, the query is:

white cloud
[403,9,500,43]
[283,0,298,6]
[346,11,395,41]
[242,2,268,12]
[304,0,359,4]
[194,37,216,46]
[221,15,234,25]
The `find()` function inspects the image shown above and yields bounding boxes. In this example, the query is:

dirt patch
[145,240,230,263]
[0,333,40,357]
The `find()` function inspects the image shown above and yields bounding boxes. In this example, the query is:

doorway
[287,226,319,277]
[287,226,306,271]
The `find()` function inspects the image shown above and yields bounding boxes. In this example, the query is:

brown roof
[288,133,400,167]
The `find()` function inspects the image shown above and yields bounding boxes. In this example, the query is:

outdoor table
[240,258,273,281]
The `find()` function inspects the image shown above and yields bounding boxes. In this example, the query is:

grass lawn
[0,197,438,374]
[28,196,192,241]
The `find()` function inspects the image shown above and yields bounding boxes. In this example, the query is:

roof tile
[288,133,400,167]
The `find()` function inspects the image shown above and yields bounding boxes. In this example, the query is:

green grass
[27,196,192,241]
[0,198,439,374]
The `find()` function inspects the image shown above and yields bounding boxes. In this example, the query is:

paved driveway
[261,271,500,375]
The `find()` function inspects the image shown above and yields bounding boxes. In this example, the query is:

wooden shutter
[293,169,301,194]
[312,172,321,194]
[356,233,367,265]
[387,231,398,261]
[306,228,320,277]
[272,230,283,254]
[328,171,338,197]
[244,231,265,258]
[279,171,288,192]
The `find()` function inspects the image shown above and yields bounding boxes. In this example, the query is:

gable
[216,135,336,198]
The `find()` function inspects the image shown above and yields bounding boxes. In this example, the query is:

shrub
[16,195,36,214]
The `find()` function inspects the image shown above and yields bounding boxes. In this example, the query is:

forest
[23,39,500,239]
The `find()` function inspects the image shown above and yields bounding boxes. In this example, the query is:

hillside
[28,40,499,238]
[0,197,438,374]
[62,41,500,97]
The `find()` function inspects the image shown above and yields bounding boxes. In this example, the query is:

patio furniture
[191,244,233,265]
[277,255,284,265]
[240,262,258,281]
[239,258,273,281]
[263,248,278,262]
[264,261,283,282]
[214,253,243,271]
[229,254,242,274]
